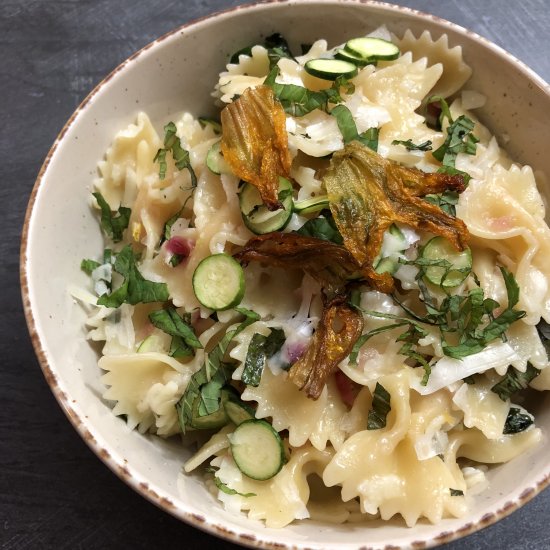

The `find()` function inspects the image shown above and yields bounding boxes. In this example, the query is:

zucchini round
[344,37,400,61]
[421,236,472,287]
[229,419,285,480]
[239,177,293,234]
[192,253,245,310]
[304,58,358,81]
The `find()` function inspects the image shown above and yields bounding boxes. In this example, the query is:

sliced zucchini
[334,48,373,67]
[229,419,285,480]
[192,253,245,311]
[206,140,231,175]
[304,58,358,81]
[293,195,329,214]
[136,334,164,353]
[239,177,293,234]
[421,236,472,287]
[344,37,400,61]
[224,399,255,426]
[190,396,229,430]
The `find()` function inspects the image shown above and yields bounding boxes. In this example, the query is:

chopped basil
[536,319,550,359]
[242,328,286,386]
[391,139,433,151]
[154,122,197,187]
[92,192,131,243]
[264,32,295,69]
[429,96,478,183]
[148,307,202,358]
[295,214,343,244]
[96,245,169,308]
[463,375,476,385]
[161,208,183,243]
[264,66,352,117]
[176,308,260,432]
[367,382,391,430]
[198,117,222,134]
[450,488,464,497]
[214,476,256,498]
[503,407,534,434]
[491,363,540,402]
[205,468,256,497]
[423,190,460,216]
[330,104,379,151]
[81,259,100,275]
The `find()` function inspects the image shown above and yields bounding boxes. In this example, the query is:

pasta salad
[76,27,550,528]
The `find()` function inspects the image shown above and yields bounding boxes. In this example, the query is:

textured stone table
[2,0,549,548]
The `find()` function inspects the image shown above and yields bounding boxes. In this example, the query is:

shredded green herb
[81,259,100,275]
[423,190,460,216]
[391,139,433,151]
[176,308,260,432]
[264,32,295,69]
[206,468,256,497]
[295,213,344,244]
[503,407,534,434]
[92,192,131,243]
[367,382,391,430]
[491,363,540,402]
[242,328,286,386]
[154,122,197,186]
[330,104,379,151]
[429,96,478,183]
[148,307,202,358]
[96,245,169,308]
[264,66,353,117]
[450,488,464,497]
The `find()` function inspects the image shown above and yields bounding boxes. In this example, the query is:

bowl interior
[22,1,550,548]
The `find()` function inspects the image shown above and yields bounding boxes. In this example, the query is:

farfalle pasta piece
[100,352,192,436]
[241,369,347,451]
[211,445,335,528]
[394,30,472,98]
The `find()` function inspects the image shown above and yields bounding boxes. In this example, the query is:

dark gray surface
[1,0,549,548]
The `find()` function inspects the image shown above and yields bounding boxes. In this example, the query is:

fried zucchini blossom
[324,141,469,292]
[288,295,364,399]
[221,85,292,210]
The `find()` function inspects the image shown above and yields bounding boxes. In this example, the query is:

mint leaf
[81,259,100,275]
[97,245,169,307]
[295,214,343,244]
[503,407,534,434]
[149,307,202,358]
[367,382,391,430]
[265,66,349,117]
[392,139,433,151]
[92,192,131,243]
[242,328,286,386]
[491,363,540,402]
[176,308,260,432]
[154,122,197,187]
[330,104,379,151]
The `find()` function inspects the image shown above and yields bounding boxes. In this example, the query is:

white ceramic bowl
[21,1,550,548]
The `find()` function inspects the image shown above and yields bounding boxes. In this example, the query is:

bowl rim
[20,1,550,548]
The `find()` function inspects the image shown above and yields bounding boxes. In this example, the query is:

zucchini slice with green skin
[421,236,472,287]
[229,419,285,480]
[239,177,293,234]
[192,253,245,310]
[293,195,329,214]
[334,48,373,67]
[136,334,164,353]
[206,140,231,175]
[304,58,358,81]
[374,256,399,276]
[344,37,400,61]
[224,399,255,425]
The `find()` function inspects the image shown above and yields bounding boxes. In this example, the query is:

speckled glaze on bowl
[21,1,550,548]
